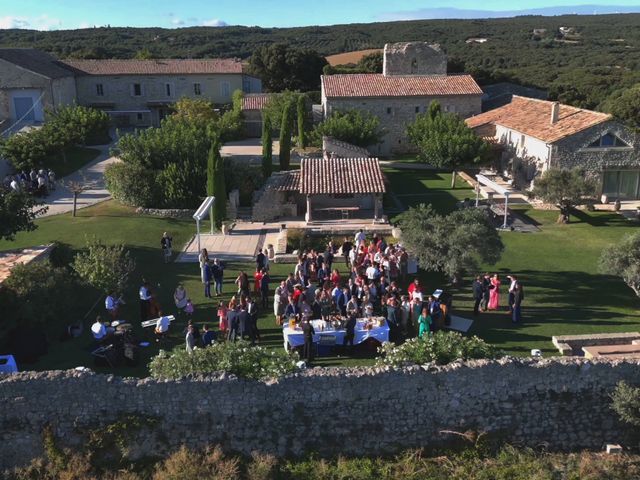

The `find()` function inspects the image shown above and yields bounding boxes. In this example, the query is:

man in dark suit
[472,276,484,316]
[480,273,491,312]
[343,314,357,355]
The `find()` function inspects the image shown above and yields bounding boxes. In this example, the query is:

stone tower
[382,42,447,76]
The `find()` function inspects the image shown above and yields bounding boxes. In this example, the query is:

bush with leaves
[0,105,110,170]
[149,340,299,380]
[261,115,273,179]
[262,91,301,130]
[1,260,78,342]
[0,189,46,241]
[72,237,136,295]
[104,162,159,207]
[312,109,384,148]
[278,99,294,170]
[599,231,640,298]
[612,381,640,427]
[397,203,503,282]
[376,331,503,368]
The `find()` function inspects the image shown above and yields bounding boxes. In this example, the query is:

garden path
[36,135,119,217]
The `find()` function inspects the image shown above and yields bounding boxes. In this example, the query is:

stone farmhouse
[466,96,640,201]
[320,42,483,156]
[0,48,262,130]
[0,49,76,131]
[240,93,271,137]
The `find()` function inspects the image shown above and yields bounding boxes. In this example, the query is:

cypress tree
[261,115,273,179]
[279,100,293,171]
[210,137,226,228]
[296,95,307,149]
[206,141,216,232]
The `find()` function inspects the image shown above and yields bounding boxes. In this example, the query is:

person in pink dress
[217,301,228,337]
[488,274,501,310]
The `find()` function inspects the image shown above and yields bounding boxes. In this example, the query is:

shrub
[611,381,640,427]
[152,445,239,480]
[1,260,78,342]
[599,232,640,298]
[376,331,503,367]
[149,340,299,380]
[51,104,111,145]
[223,160,263,206]
[104,162,158,207]
[72,237,136,295]
[312,110,384,148]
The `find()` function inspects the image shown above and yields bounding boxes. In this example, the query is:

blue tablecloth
[283,317,389,350]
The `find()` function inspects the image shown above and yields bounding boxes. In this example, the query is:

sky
[0,0,640,30]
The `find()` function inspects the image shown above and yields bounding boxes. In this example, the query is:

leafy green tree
[249,43,327,92]
[611,381,640,427]
[207,142,216,230]
[407,101,490,187]
[172,97,218,126]
[599,232,640,298]
[397,203,504,283]
[210,137,226,228]
[0,190,46,241]
[262,91,301,131]
[601,84,640,128]
[313,110,384,148]
[357,51,383,73]
[134,47,155,59]
[1,260,77,342]
[528,168,597,223]
[279,100,294,171]
[296,94,307,149]
[261,115,273,179]
[72,237,136,294]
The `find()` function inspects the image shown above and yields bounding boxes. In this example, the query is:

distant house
[241,93,272,137]
[64,58,262,127]
[0,49,76,131]
[465,38,488,44]
[466,96,640,201]
[321,42,483,156]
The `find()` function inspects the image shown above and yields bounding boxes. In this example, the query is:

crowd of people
[93,228,524,364]
[3,168,56,196]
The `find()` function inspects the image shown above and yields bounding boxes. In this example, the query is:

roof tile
[322,73,482,98]
[300,157,386,195]
[242,93,272,111]
[62,58,245,75]
[466,96,612,144]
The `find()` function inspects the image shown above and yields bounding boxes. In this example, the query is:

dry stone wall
[1,357,639,469]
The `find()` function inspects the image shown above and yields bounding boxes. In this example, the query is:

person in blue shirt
[201,324,216,346]
[284,296,300,323]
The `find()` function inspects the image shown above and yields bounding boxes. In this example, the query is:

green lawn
[2,169,639,375]
[46,146,102,178]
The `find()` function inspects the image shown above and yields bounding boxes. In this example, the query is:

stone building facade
[0,49,77,129]
[1,357,638,469]
[467,96,640,199]
[321,42,483,156]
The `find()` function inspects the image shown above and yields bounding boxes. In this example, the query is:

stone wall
[1,357,639,469]
[135,207,194,218]
[325,95,482,156]
[383,43,447,76]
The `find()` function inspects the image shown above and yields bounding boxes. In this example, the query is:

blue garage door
[13,97,35,122]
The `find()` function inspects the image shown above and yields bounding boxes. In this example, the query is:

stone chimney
[550,102,560,125]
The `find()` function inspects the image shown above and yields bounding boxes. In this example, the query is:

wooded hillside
[2,14,640,110]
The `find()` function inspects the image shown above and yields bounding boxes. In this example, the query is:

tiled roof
[242,93,271,111]
[62,58,245,75]
[272,171,300,192]
[322,74,482,98]
[0,49,74,79]
[300,157,386,195]
[466,96,613,144]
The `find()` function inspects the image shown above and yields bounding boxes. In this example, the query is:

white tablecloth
[283,317,389,350]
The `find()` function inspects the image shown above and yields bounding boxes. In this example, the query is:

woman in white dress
[198,248,209,283]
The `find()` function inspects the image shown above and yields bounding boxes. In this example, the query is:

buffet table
[283,317,389,351]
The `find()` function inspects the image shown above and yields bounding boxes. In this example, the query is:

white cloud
[0,14,63,30]
[171,17,185,26]
[78,21,92,29]
[202,18,228,27]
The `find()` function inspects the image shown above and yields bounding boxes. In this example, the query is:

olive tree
[599,231,640,297]
[529,168,597,223]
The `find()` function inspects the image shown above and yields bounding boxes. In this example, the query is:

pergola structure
[192,196,215,253]
[475,174,511,229]
[299,157,387,223]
